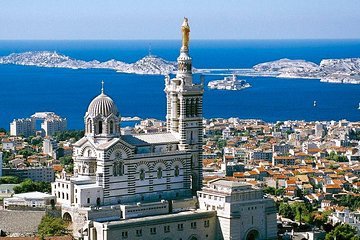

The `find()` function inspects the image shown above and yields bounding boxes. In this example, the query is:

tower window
[87,119,92,133]
[109,120,114,134]
[186,99,190,117]
[195,98,199,116]
[98,121,103,134]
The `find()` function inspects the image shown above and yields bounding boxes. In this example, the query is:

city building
[329,209,360,234]
[10,112,67,137]
[3,191,56,210]
[51,19,276,240]
[10,118,35,137]
[2,166,55,182]
[43,137,59,157]
[34,112,67,136]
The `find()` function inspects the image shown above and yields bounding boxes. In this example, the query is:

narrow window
[140,169,145,180]
[98,121,103,134]
[109,120,114,134]
[157,167,162,179]
[118,162,124,176]
[113,162,117,176]
[174,166,179,177]
[195,98,199,116]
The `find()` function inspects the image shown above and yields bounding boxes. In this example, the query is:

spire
[101,80,104,94]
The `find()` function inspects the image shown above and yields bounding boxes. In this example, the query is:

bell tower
[164,18,204,194]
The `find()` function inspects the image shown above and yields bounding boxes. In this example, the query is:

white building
[43,137,59,157]
[329,209,360,234]
[198,179,277,240]
[3,191,56,209]
[10,118,35,137]
[40,113,67,136]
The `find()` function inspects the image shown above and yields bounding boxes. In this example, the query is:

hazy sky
[1,0,360,40]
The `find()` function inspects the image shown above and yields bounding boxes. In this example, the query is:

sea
[0,40,360,130]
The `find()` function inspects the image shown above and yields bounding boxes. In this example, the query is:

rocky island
[208,75,251,90]
[0,51,177,75]
[253,58,360,84]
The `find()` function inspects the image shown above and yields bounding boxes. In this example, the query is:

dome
[87,93,119,118]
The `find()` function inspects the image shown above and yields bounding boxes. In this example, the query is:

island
[0,51,177,75]
[208,75,251,90]
[252,58,360,84]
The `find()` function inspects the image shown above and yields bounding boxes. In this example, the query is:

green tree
[53,130,84,141]
[293,202,312,223]
[59,156,73,166]
[38,214,67,238]
[279,203,295,220]
[30,136,43,146]
[0,127,7,134]
[0,176,21,184]
[263,186,276,195]
[336,195,360,211]
[17,149,36,158]
[217,139,227,149]
[325,224,360,240]
[13,179,51,194]
[275,188,285,196]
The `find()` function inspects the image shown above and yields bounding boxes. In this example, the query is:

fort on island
[51,19,277,240]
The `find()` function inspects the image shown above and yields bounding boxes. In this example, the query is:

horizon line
[1,38,360,41]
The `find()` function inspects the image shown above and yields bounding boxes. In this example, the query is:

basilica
[52,19,277,240]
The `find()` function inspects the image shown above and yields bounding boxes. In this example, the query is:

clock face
[115,152,121,159]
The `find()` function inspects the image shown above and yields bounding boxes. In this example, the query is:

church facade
[51,19,277,240]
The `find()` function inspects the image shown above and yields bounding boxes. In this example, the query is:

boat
[207,74,251,91]
[313,101,317,107]
[358,103,360,110]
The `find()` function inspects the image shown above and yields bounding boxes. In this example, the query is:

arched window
[140,169,145,180]
[174,166,180,177]
[157,167,162,179]
[87,119,92,133]
[87,149,92,157]
[98,120,103,134]
[109,120,114,134]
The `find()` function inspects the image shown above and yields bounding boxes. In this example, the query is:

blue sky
[1,0,359,40]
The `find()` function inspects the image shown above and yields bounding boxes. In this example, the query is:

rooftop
[122,132,179,146]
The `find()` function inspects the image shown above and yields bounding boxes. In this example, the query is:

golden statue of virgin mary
[181,17,190,50]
